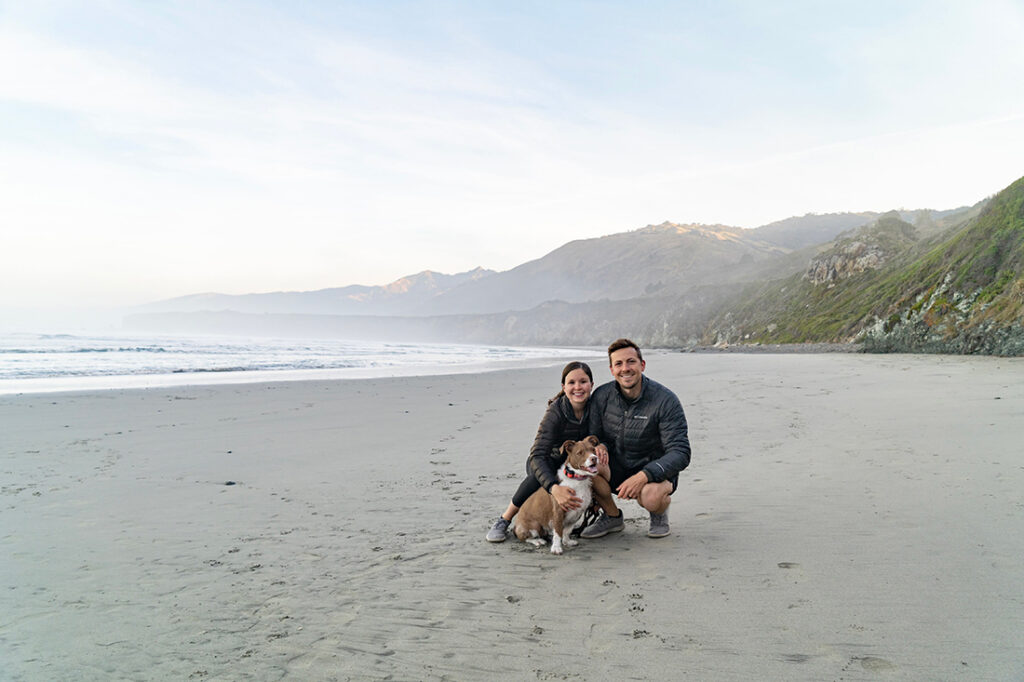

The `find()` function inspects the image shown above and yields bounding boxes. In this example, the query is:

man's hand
[550,484,583,511]
[615,471,650,500]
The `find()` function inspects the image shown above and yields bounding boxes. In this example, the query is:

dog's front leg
[549,517,565,555]
[562,528,578,548]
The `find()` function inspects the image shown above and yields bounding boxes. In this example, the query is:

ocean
[0,332,597,394]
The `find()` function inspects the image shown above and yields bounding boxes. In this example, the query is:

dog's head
[559,435,600,477]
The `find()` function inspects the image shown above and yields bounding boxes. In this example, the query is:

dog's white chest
[558,475,593,527]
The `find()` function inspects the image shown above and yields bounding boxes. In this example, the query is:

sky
[2,0,1024,315]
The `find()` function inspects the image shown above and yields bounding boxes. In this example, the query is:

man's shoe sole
[647,528,670,538]
[486,534,508,543]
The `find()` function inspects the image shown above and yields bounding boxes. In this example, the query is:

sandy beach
[2,351,1022,681]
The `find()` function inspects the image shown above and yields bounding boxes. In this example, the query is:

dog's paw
[565,538,579,547]
[550,545,563,555]
[526,538,546,548]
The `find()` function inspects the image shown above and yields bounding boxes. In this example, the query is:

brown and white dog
[513,436,600,555]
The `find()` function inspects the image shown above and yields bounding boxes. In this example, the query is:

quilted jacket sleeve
[526,400,567,492]
[586,384,611,445]
[641,390,691,482]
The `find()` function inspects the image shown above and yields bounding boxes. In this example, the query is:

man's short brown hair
[607,338,643,364]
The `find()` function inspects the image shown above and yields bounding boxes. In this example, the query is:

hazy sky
[3,1,1024,310]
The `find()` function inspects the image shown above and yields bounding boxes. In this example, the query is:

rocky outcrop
[805,240,888,285]
[861,310,1024,355]
[804,211,917,287]
[859,273,1024,356]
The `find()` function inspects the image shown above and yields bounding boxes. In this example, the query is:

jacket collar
[615,375,646,404]
[557,393,587,422]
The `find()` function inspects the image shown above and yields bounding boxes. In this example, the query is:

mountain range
[127,175,1024,355]
[136,266,496,316]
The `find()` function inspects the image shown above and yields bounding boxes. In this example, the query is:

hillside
[750,212,880,250]
[416,208,985,316]
[125,179,1021,356]
[138,222,804,318]
[136,267,495,316]
[701,177,1023,354]
[133,212,925,319]
[126,284,743,347]
[861,177,1024,353]
[419,223,789,315]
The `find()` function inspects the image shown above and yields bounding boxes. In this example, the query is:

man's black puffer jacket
[526,394,590,492]
[588,376,690,482]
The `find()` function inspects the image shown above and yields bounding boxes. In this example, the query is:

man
[579,338,691,539]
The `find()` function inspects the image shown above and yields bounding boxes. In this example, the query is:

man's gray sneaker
[579,511,624,539]
[647,512,670,538]
[486,517,511,542]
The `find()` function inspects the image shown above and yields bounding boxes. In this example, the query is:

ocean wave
[172,366,250,374]
[0,332,590,388]
[0,346,173,354]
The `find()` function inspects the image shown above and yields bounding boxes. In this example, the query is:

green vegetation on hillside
[700,175,1024,355]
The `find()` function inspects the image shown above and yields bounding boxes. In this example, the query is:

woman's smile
[563,368,593,407]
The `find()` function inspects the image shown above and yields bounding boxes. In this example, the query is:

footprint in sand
[858,656,897,671]
[840,655,896,674]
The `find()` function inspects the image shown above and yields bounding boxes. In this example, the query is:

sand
[1,352,1022,681]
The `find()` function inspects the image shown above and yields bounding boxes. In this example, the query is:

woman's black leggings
[511,470,543,508]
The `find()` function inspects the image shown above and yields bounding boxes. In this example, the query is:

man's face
[609,347,645,391]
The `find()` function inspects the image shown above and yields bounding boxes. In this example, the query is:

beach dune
[2,352,1022,680]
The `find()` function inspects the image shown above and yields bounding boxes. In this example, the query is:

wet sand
[2,352,1022,680]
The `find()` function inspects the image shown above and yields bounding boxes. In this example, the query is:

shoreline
[685,341,863,354]
[14,335,1024,396]
[0,350,605,397]
[0,331,605,397]
[2,352,1022,680]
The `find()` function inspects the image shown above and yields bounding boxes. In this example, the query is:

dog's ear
[560,440,576,455]
[584,435,600,447]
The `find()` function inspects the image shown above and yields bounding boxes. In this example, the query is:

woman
[485,361,614,542]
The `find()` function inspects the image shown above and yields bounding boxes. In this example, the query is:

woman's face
[563,368,593,408]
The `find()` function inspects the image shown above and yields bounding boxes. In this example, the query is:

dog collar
[562,463,589,479]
